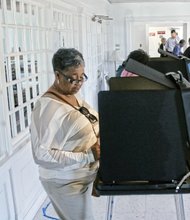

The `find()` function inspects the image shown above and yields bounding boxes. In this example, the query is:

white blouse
[30,95,99,180]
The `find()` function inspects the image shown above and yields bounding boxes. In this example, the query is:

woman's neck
[51,83,71,96]
[48,84,79,107]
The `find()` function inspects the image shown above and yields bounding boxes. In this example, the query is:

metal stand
[174,194,186,220]
[105,194,186,220]
[106,196,114,220]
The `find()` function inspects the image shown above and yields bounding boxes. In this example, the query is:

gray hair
[52,48,85,73]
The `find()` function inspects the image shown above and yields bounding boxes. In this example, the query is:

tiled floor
[34,194,190,220]
[33,196,107,220]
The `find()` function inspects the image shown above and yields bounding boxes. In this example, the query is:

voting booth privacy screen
[98,59,190,184]
[147,57,190,81]
[98,90,188,182]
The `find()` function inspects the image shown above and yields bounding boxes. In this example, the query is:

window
[5,52,42,140]
[21,82,27,103]
[6,0,11,10]
[13,84,18,108]
[31,5,35,15]
[1,3,47,146]
[23,3,29,25]
[34,54,38,73]
[31,102,34,111]
[19,55,25,78]
[0,0,79,159]
[27,55,32,75]
[10,56,16,81]
[23,106,28,127]
[15,110,21,133]
[16,1,20,12]
[36,77,39,96]
[4,58,8,82]
[24,3,28,14]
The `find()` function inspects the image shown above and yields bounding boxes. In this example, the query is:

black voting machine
[147,57,190,81]
[96,58,190,196]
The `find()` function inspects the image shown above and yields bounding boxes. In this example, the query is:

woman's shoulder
[33,96,61,114]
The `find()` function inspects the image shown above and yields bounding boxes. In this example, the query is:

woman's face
[56,65,86,95]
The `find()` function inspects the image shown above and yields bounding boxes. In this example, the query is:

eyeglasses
[79,106,98,124]
[61,72,88,85]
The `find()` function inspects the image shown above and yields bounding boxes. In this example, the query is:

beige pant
[40,175,96,220]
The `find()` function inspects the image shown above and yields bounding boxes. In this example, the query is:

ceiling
[108,0,190,2]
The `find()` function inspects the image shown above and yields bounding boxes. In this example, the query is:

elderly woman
[30,48,100,220]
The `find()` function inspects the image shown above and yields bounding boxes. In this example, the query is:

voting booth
[96,59,190,220]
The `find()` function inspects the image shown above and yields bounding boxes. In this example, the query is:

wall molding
[125,15,190,22]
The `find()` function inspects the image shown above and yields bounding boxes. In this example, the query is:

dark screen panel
[109,76,167,91]
[98,90,187,182]
[147,57,189,81]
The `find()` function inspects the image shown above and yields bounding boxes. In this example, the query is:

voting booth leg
[105,196,114,220]
[174,194,186,220]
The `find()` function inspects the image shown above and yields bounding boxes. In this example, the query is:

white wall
[0,0,110,219]
[110,2,190,59]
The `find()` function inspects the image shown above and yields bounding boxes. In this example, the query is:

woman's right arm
[32,141,98,169]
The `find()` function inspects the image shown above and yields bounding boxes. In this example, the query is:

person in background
[120,49,149,77]
[165,29,180,53]
[158,37,167,57]
[173,39,186,57]
[184,38,190,58]
[116,60,126,77]
[30,48,100,220]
